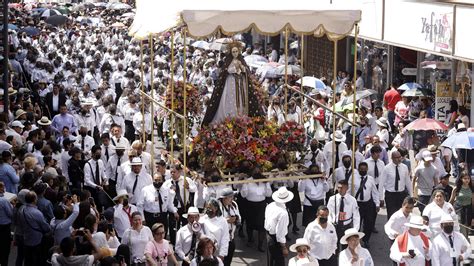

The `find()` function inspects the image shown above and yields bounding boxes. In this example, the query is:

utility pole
[1,0,9,116]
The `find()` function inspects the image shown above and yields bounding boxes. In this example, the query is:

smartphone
[107,223,114,232]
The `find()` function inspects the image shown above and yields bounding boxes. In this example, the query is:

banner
[435,81,455,123]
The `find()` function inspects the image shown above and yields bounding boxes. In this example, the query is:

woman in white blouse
[422,189,459,236]
[375,117,390,149]
[201,198,230,261]
[121,211,154,264]
[190,237,224,266]
[338,228,373,266]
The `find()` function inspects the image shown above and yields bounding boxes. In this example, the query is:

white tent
[129,0,361,40]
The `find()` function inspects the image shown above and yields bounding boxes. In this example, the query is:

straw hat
[272,187,294,203]
[440,214,454,224]
[37,116,52,126]
[129,157,143,166]
[219,188,237,199]
[340,228,365,244]
[404,215,428,230]
[15,109,27,119]
[113,189,129,201]
[182,206,201,218]
[289,238,312,252]
[330,130,346,142]
[376,117,388,127]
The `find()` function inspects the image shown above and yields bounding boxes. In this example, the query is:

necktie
[189,233,197,259]
[156,188,163,213]
[81,138,85,151]
[132,174,139,194]
[359,176,366,201]
[335,144,340,167]
[105,147,109,162]
[345,169,351,182]
[95,160,100,185]
[395,165,400,191]
[374,160,379,179]
[114,157,121,181]
[449,235,456,266]
[338,196,345,225]
[174,180,183,207]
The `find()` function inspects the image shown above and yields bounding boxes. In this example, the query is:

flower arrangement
[193,116,305,170]
[165,81,202,116]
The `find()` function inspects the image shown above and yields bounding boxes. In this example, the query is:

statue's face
[231,47,239,59]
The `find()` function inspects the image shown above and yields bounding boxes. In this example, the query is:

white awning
[129,0,361,40]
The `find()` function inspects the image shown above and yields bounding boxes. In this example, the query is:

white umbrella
[191,40,210,50]
[296,76,326,90]
[41,9,61,18]
[121,12,135,18]
[256,62,280,78]
[209,38,244,51]
[342,89,377,104]
[108,3,132,10]
[244,54,268,68]
[290,40,299,49]
[275,65,301,76]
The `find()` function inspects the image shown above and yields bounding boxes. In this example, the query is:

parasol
[275,65,301,76]
[45,15,69,26]
[19,26,40,36]
[342,89,377,104]
[398,82,422,91]
[296,76,326,90]
[402,88,427,97]
[404,118,449,131]
[244,54,269,68]
[41,9,61,18]
[191,40,210,50]
[441,131,474,150]
[209,38,244,51]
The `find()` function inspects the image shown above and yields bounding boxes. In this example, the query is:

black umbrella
[19,26,40,36]
[45,15,69,26]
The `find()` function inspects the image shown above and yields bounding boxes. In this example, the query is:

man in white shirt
[323,131,348,177]
[413,150,438,213]
[163,164,197,244]
[431,215,471,266]
[76,126,95,160]
[120,157,152,205]
[327,180,360,250]
[352,162,380,249]
[113,190,139,239]
[384,196,415,241]
[264,187,293,266]
[138,173,178,237]
[379,151,413,219]
[303,205,338,266]
[364,145,386,186]
[298,164,329,227]
[175,207,203,264]
[390,215,433,266]
[83,145,109,211]
[333,152,359,186]
[105,144,127,198]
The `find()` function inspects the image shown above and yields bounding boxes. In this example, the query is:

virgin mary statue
[201,41,263,126]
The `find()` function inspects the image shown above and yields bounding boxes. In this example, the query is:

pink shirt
[144,239,173,266]
[394,101,409,125]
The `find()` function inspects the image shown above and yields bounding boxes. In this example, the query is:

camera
[76,228,85,236]
[408,249,416,258]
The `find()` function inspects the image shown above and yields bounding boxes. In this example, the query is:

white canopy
[129,0,361,40]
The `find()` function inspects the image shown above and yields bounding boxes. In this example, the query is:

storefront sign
[384,1,453,54]
[402,68,417,76]
[454,6,474,61]
[435,81,455,123]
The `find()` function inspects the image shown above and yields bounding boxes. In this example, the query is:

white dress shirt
[137,184,177,216]
[431,231,472,266]
[364,157,385,185]
[298,178,329,206]
[264,202,289,244]
[303,148,327,171]
[390,232,432,266]
[323,141,348,174]
[339,245,374,266]
[220,201,241,240]
[350,174,380,206]
[106,154,127,182]
[379,162,413,199]
[422,201,459,236]
[327,193,360,230]
[200,215,230,257]
[303,220,337,260]
[121,226,154,261]
[121,171,153,204]
[384,209,412,240]
[175,224,204,261]
[333,167,359,185]
[101,144,115,164]
[111,136,130,150]
[114,204,138,238]
[163,177,197,208]
[240,180,272,202]
[75,135,95,158]
[60,150,71,181]
[83,159,108,188]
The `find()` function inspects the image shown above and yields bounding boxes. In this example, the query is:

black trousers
[15,234,24,266]
[266,234,285,266]
[24,244,41,266]
[385,191,407,220]
[223,240,235,266]
[335,222,352,252]
[144,211,169,237]
[85,186,111,212]
[357,201,376,242]
[318,254,337,266]
[0,224,11,266]
[302,200,324,227]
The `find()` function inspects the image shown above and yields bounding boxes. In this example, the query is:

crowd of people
[0,1,473,266]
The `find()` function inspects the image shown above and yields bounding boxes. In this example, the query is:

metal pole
[332,40,338,176]
[351,24,359,196]
[149,35,155,176]
[284,27,289,119]
[140,41,146,142]
[182,28,188,212]
[2,0,9,116]
[299,34,304,125]
[170,32,175,162]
